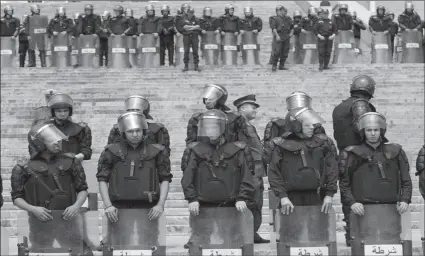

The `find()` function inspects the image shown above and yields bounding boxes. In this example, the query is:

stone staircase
[1,64,424,255]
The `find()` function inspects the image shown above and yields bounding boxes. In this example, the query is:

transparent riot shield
[221,32,239,66]
[51,33,71,67]
[268,188,280,243]
[78,34,100,68]
[127,35,138,67]
[333,30,361,64]
[420,207,424,256]
[401,30,424,63]
[45,35,53,67]
[175,33,194,69]
[299,31,319,64]
[28,15,49,50]
[17,211,84,255]
[108,35,130,68]
[71,36,79,67]
[286,35,301,65]
[201,31,220,66]
[102,208,166,256]
[278,205,336,256]
[187,207,254,256]
[394,35,403,63]
[1,226,9,255]
[350,204,412,256]
[371,32,392,63]
[1,36,17,68]
[138,34,160,68]
[240,31,260,65]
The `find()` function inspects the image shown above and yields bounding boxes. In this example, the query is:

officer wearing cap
[339,112,412,224]
[233,95,269,244]
[351,11,366,48]
[333,4,353,32]
[176,7,201,72]
[417,145,425,199]
[268,5,284,65]
[398,2,422,32]
[314,8,336,71]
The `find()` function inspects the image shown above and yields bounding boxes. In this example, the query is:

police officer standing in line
[175,3,191,35]
[138,5,161,39]
[314,9,336,71]
[351,11,366,49]
[47,7,74,38]
[267,107,338,216]
[220,4,240,37]
[338,112,412,224]
[97,111,172,243]
[19,15,30,67]
[107,5,131,36]
[368,5,391,36]
[417,145,425,199]
[1,6,20,56]
[11,123,91,254]
[25,4,46,67]
[292,11,303,36]
[387,12,399,56]
[99,11,111,67]
[398,2,422,32]
[78,4,101,37]
[181,109,256,253]
[239,7,262,36]
[268,6,283,65]
[233,95,269,244]
[176,7,201,72]
[270,6,293,71]
[159,5,175,66]
[125,8,138,37]
[332,75,376,246]
[301,7,318,33]
[332,4,353,33]
[199,6,220,59]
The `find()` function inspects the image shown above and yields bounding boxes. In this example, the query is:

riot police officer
[18,14,29,67]
[159,5,175,66]
[176,7,201,72]
[268,107,338,216]
[268,5,283,65]
[200,7,220,33]
[368,5,391,36]
[270,6,293,71]
[351,11,366,48]
[106,95,170,155]
[181,109,256,253]
[220,4,240,36]
[387,12,399,56]
[124,8,137,37]
[398,2,422,32]
[314,9,336,71]
[339,112,412,219]
[47,7,74,38]
[78,4,101,36]
[25,4,46,67]
[292,11,303,36]
[12,123,90,254]
[416,146,425,199]
[239,7,262,35]
[99,11,111,67]
[301,6,318,32]
[333,4,353,32]
[174,3,191,34]
[1,6,20,37]
[138,5,161,37]
[107,5,131,36]
[97,111,172,244]
[332,75,376,246]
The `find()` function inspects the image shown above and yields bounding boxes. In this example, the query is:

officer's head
[30,4,40,15]
[405,2,414,13]
[358,112,386,144]
[321,9,330,19]
[118,112,148,145]
[161,5,170,16]
[29,123,68,156]
[124,96,150,118]
[200,84,228,110]
[197,109,228,145]
[293,10,302,21]
[181,3,190,14]
[352,11,357,20]
[225,4,235,15]
[388,11,395,20]
[339,4,348,14]
[125,8,134,18]
[288,107,325,139]
[280,6,288,16]
[56,7,66,18]
[102,11,111,21]
[317,7,324,17]
[286,91,312,111]
[308,6,317,17]
[84,4,94,16]
[237,102,258,121]
[47,94,73,120]
[113,5,124,17]
[275,5,283,15]
[146,5,155,16]
[376,5,386,16]
[203,7,212,17]
[187,8,195,18]
[350,75,376,99]
[244,7,253,18]
[4,5,13,16]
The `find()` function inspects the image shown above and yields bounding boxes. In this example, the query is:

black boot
[272,65,277,71]
[278,64,287,70]
[182,63,189,72]
[19,54,26,67]
[168,49,174,66]
[319,60,324,71]
[324,58,330,69]
[39,50,46,67]
[194,63,200,71]
[28,50,36,67]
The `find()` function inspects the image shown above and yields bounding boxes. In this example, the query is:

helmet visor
[200,86,224,102]
[293,108,325,125]
[197,116,226,140]
[33,124,68,146]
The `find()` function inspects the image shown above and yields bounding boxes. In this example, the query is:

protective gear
[146,4,155,13]
[308,6,317,16]
[244,7,253,16]
[84,4,94,12]
[200,84,229,106]
[4,5,13,16]
[276,5,284,12]
[124,95,150,112]
[56,7,66,17]
[47,93,74,116]
[30,4,40,15]
[286,91,312,111]
[117,111,148,134]
[113,5,124,16]
[197,109,228,140]
[102,11,111,20]
[203,7,213,17]
[352,11,357,18]
[30,123,68,149]
[287,107,325,134]
[376,5,386,15]
[125,8,133,17]
[357,112,386,130]
[160,5,170,14]
[225,4,235,11]
[339,4,348,11]
[405,2,414,10]
[181,3,190,14]
[187,8,195,14]
[387,11,395,18]
[293,10,302,18]
[317,7,324,14]
[350,75,376,97]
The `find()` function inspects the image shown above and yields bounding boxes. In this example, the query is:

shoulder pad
[106,143,127,158]
[272,118,286,126]
[187,142,200,149]
[383,143,402,159]
[27,160,48,173]
[148,122,165,133]
[233,141,247,149]
[343,145,371,160]
[78,122,88,127]
[222,142,245,158]
[276,139,303,152]
[315,133,329,141]
[149,143,165,151]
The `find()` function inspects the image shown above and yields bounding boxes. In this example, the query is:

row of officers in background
[0,75,424,255]
[1,2,424,71]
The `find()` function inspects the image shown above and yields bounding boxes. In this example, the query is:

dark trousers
[250,175,264,236]
[390,35,395,56]
[19,40,29,67]
[183,34,199,64]
[160,34,174,65]
[318,38,333,67]
[99,38,108,66]
[271,38,290,66]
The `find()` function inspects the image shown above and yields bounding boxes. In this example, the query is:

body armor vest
[221,15,238,32]
[54,121,84,154]
[107,142,163,203]
[238,123,265,176]
[109,16,128,35]
[23,157,76,210]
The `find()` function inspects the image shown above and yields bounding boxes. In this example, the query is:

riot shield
[1,226,9,255]
[394,36,403,63]
[240,31,260,65]
[175,34,194,69]
[371,32,392,63]
[127,36,138,67]
[299,31,319,64]
[277,205,337,256]
[350,204,412,256]
[221,32,239,66]
[286,35,301,65]
[333,30,361,64]
[71,36,79,67]
[51,34,71,67]
[187,207,254,256]
[28,15,49,50]
[102,208,166,256]
[108,35,130,68]
[1,36,17,68]
[201,31,220,66]
[138,34,160,68]
[44,36,53,67]
[17,211,84,255]
[78,34,100,68]
[401,30,424,63]
[420,208,424,256]
[268,188,281,243]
